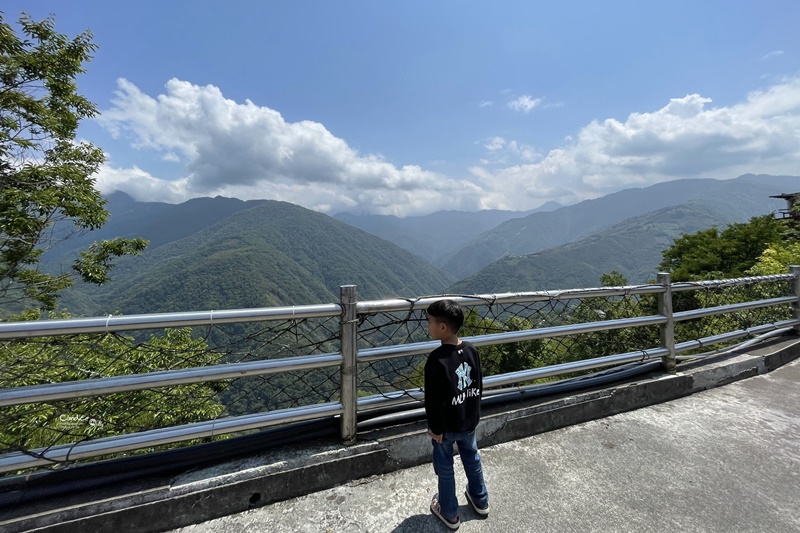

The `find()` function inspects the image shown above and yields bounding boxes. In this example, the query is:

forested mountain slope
[334,206,548,263]
[448,192,791,294]
[43,192,268,262]
[56,199,454,314]
[438,174,796,278]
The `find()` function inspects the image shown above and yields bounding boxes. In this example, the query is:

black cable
[0,417,338,511]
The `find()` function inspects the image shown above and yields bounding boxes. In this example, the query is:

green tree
[599,270,628,287]
[0,320,226,457]
[0,13,146,312]
[657,212,798,350]
[780,202,800,243]
[659,215,783,281]
[0,15,229,471]
[747,242,800,276]
[564,271,658,362]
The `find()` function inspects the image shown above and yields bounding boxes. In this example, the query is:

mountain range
[36,173,797,315]
[450,203,740,293]
[48,196,454,315]
[333,201,561,263]
[434,174,797,279]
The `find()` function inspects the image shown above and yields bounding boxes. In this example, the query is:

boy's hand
[427,428,443,443]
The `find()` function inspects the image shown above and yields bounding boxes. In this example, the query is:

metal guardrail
[0,304,342,339]
[1,270,798,474]
[0,353,343,407]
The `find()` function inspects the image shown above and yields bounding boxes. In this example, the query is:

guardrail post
[791,265,800,333]
[657,272,676,372]
[339,285,358,445]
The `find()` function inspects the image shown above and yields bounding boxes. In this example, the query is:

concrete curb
[5,336,800,533]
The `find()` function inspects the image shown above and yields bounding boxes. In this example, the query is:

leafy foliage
[0,314,225,458]
[659,214,787,281]
[747,243,800,276]
[746,204,800,275]
[0,13,146,311]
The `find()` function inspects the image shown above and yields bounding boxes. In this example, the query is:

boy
[424,299,489,530]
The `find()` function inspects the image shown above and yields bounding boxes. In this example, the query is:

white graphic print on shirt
[452,360,480,405]
[455,361,472,391]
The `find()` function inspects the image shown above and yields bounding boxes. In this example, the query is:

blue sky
[5,1,800,215]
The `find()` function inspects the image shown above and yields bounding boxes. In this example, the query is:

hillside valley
[334,201,560,263]
[449,203,735,293]
[437,174,797,279]
[51,199,454,315]
[36,174,799,315]
[448,176,798,293]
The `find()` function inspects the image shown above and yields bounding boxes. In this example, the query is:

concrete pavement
[172,355,800,532]
[5,338,799,533]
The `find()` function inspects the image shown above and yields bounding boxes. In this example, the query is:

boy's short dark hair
[426,299,464,333]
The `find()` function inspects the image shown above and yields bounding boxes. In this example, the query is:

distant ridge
[52,199,454,315]
[437,174,795,279]
[334,207,545,263]
[44,193,268,260]
[448,204,726,293]
[448,176,795,293]
[36,174,798,315]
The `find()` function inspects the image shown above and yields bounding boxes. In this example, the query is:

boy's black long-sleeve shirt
[424,341,483,435]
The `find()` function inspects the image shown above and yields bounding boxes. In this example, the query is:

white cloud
[479,100,494,107]
[761,50,784,61]
[481,136,540,164]
[507,95,542,113]
[95,165,189,203]
[470,77,800,209]
[96,77,800,215]
[484,136,506,152]
[96,78,486,215]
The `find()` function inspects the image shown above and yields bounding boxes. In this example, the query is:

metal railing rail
[0,402,343,472]
[356,284,667,315]
[672,296,798,322]
[674,319,799,353]
[0,315,671,409]
[0,353,343,407]
[357,315,667,363]
[670,273,795,292]
[1,270,798,474]
[354,345,672,413]
[0,303,342,340]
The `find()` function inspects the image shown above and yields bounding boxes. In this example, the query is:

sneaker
[465,490,489,516]
[430,493,460,530]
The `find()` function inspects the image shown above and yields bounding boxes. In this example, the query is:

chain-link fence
[354,289,661,397]
[672,275,797,356]
[1,272,798,476]
[0,307,343,474]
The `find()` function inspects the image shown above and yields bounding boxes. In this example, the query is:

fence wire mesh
[673,277,794,353]
[0,313,341,473]
[0,274,796,475]
[355,290,662,398]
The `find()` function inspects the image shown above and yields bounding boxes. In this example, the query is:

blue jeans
[432,429,489,519]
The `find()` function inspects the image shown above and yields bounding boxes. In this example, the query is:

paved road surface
[173,357,800,533]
